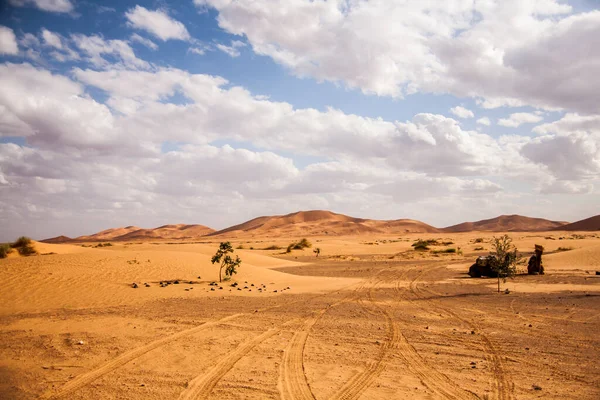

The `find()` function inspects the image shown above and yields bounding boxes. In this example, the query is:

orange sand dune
[443,214,567,232]
[553,215,600,231]
[209,210,439,238]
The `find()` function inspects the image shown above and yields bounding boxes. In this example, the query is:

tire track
[41,313,244,399]
[408,266,514,400]
[328,278,396,400]
[178,328,281,400]
[279,279,374,400]
[42,280,363,399]
[374,267,477,400]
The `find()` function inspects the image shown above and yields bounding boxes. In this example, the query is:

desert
[1,211,599,399]
[2,1,600,399]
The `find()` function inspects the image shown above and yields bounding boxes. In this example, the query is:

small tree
[211,242,242,282]
[489,235,520,292]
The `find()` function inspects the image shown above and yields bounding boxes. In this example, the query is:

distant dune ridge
[208,210,440,237]
[552,215,600,231]
[40,211,599,243]
[442,214,568,233]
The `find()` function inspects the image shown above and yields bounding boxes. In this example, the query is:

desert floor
[1,232,599,399]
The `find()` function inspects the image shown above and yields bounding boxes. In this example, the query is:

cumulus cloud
[9,0,73,13]
[450,106,474,119]
[41,28,62,49]
[1,60,597,239]
[477,117,491,126]
[195,0,599,114]
[498,112,544,128]
[129,33,158,50]
[0,26,19,55]
[71,34,150,70]
[125,6,190,42]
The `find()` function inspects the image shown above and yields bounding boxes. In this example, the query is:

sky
[0,0,599,240]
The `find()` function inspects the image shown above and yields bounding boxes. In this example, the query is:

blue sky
[0,0,598,239]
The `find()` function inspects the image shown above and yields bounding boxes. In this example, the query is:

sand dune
[1,232,599,399]
[209,210,439,237]
[40,211,600,243]
[443,214,567,232]
[552,215,600,231]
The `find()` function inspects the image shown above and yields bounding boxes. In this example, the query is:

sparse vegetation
[313,247,321,257]
[264,245,282,250]
[0,243,12,259]
[236,244,245,249]
[556,247,573,252]
[474,246,485,251]
[94,242,113,248]
[432,248,456,254]
[11,236,37,256]
[286,238,312,253]
[489,235,521,293]
[412,239,431,251]
[211,242,242,282]
[474,238,484,243]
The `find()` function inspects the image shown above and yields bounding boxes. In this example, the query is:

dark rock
[132,283,138,288]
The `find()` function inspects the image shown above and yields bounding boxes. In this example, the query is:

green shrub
[298,238,312,248]
[0,244,11,259]
[412,240,430,251]
[11,236,32,248]
[17,244,37,256]
[286,238,312,253]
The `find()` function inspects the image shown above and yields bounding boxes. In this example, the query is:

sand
[1,232,599,399]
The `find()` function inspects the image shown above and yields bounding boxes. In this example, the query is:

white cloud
[498,112,544,128]
[125,6,190,42]
[0,26,19,55]
[476,117,491,126]
[195,1,599,114]
[71,34,150,70]
[215,40,245,58]
[41,28,62,49]
[450,106,474,119]
[9,0,73,13]
[1,62,597,239]
[129,33,158,50]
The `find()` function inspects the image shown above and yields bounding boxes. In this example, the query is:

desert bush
[236,244,245,250]
[17,243,37,256]
[11,236,32,248]
[474,238,484,243]
[412,240,430,251]
[11,236,37,256]
[0,244,11,259]
[474,246,485,251]
[286,238,312,252]
[297,238,312,248]
[556,247,573,252]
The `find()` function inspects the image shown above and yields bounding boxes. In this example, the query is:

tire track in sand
[178,328,281,400]
[327,278,396,400]
[41,314,244,399]
[42,280,363,399]
[279,279,372,400]
[408,266,514,400]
